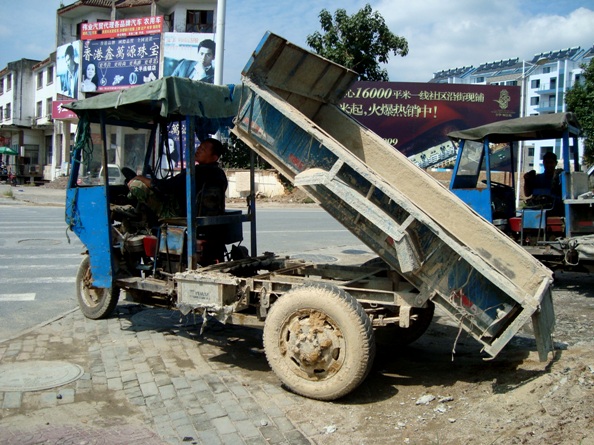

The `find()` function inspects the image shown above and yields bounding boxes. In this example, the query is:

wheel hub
[281,309,345,380]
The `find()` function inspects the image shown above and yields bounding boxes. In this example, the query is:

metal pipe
[214,0,226,85]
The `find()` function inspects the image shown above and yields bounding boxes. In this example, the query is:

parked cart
[65,33,555,401]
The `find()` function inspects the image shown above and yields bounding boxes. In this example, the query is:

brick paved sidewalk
[0,303,313,445]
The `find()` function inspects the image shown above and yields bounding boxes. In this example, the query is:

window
[475,76,485,83]
[76,20,88,40]
[543,67,551,74]
[550,78,557,90]
[186,10,214,33]
[541,147,554,160]
[0,107,3,120]
[0,78,3,95]
[164,12,175,32]
[37,101,42,118]
[530,79,540,89]
[47,66,54,85]
[5,103,11,119]
[46,98,53,117]
[530,96,539,106]
[22,145,39,164]
[6,74,12,91]
[45,135,53,164]
[37,72,43,89]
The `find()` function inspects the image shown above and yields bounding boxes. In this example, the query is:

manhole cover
[0,361,84,392]
[290,254,337,263]
[341,249,370,255]
[18,238,61,246]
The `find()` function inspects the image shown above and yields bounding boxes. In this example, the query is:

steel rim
[80,267,103,308]
[279,309,346,381]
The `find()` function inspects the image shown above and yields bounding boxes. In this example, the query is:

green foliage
[565,58,594,167]
[306,4,408,81]
[221,138,271,170]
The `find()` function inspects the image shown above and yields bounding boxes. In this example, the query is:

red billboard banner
[340,81,520,166]
[52,100,77,120]
[81,16,163,40]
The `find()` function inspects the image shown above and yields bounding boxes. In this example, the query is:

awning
[0,146,18,155]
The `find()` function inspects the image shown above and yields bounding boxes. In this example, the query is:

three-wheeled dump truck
[65,32,555,401]
[448,113,594,271]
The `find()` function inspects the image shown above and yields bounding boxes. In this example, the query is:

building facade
[0,0,219,182]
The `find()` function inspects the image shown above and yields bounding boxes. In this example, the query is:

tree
[565,58,594,167]
[222,136,271,170]
[306,4,408,81]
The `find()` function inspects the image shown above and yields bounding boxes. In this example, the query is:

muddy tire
[76,255,120,320]
[374,302,435,348]
[263,283,375,401]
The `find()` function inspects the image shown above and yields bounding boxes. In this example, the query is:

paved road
[0,192,372,342]
[0,190,373,445]
[0,205,84,341]
[240,207,363,256]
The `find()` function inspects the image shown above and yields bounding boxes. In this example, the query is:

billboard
[81,34,161,92]
[80,16,163,40]
[56,42,82,99]
[340,82,520,167]
[52,100,77,120]
[162,32,216,84]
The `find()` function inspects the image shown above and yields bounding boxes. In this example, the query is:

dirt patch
[43,176,69,189]
[272,271,594,445]
[227,186,318,207]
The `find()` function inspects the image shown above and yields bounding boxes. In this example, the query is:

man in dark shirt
[128,137,227,219]
[127,137,227,264]
[523,151,560,197]
[523,151,563,215]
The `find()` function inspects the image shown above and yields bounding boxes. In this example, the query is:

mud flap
[66,186,114,288]
[531,287,556,362]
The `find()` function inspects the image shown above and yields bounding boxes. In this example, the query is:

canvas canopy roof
[448,112,581,143]
[64,76,244,127]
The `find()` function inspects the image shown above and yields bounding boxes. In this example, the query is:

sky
[1,0,593,84]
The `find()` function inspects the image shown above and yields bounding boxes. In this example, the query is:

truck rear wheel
[263,283,375,401]
[76,255,120,320]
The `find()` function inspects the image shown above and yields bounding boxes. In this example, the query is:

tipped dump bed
[232,33,555,360]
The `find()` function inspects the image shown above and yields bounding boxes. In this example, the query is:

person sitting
[523,151,563,214]
[127,137,228,264]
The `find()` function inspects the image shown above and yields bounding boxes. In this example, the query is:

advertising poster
[80,16,163,40]
[81,34,161,92]
[162,32,216,83]
[340,82,520,168]
[56,42,82,99]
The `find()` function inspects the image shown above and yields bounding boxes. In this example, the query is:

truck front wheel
[263,284,375,401]
[76,255,120,320]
